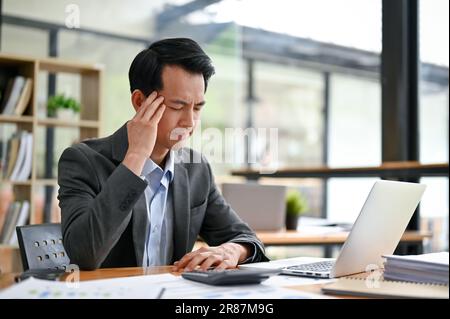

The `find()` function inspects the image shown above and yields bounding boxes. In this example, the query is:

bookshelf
[0,53,102,272]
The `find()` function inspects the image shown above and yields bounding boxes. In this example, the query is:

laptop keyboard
[285,260,335,272]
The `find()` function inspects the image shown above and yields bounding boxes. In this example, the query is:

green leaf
[286,189,309,216]
[47,93,81,115]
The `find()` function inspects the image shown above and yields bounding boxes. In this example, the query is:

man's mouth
[170,128,191,141]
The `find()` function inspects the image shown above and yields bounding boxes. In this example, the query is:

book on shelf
[4,133,20,179]
[0,203,17,243]
[0,76,32,116]
[1,131,32,181]
[0,200,30,245]
[1,76,25,115]
[9,132,28,181]
[9,200,30,245]
[17,133,33,181]
[0,77,15,113]
[14,78,33,116]
[382,252,449,285]
[10,132,33,181]
[0,206,7,237]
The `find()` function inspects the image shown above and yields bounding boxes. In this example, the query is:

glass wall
[252,62,325,220]
[328,74,381,168]
[419,0,449,252]
[326,73,381,223]
[1,0,448,255]
[58,31,146,136]
[254,61,324,167]
[190,0,382,52]
[193,25,246,176]
[1,24,48,57]
[0,3,247,223]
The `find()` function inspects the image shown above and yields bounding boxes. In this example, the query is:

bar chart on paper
[0,276,163,299]
[139,274,327,299]
[0,273,329,299]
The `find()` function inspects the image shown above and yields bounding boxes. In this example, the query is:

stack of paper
[383,252,449,285]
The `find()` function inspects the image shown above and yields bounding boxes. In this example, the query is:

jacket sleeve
[57,144,147,270]
[199,156,270,263]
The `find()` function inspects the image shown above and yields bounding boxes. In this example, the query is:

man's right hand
[123,91,166,176]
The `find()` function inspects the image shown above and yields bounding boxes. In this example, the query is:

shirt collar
[164,150,175,183]
[141,150,175,183]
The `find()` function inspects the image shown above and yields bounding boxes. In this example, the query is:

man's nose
[180,107,195,127]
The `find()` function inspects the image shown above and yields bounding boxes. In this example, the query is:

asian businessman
[57,38,269,271]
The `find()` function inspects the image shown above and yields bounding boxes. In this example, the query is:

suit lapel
[132,192,148,266]
[172,163,190,262]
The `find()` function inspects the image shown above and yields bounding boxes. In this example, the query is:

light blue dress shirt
[141,151,175,267]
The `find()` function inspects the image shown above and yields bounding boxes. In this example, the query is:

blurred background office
[0,0,448,262]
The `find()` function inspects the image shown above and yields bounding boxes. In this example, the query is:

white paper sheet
[0,275,164,299]
[0,272,332,299]
[127,274,330,299]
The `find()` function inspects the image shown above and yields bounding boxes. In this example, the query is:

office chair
[16,223,70,274]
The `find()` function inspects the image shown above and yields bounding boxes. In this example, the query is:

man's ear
[131,89,145,112]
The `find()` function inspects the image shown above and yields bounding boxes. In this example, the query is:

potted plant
[285,189,308,230]
[47,94,81,120]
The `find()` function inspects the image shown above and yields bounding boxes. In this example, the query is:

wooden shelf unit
[0,53,102,229]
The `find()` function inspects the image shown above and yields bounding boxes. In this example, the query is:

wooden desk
[0,266,346,298]
[256,230,431,246]
[193,230,432,258]
[256,230,431,258]
[0,231,432,297]
[0,266,174,290]
[232,162,449,179]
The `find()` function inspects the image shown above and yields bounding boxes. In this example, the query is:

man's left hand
[173,243,250,272]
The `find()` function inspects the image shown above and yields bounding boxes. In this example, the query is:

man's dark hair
[128,38,215,95]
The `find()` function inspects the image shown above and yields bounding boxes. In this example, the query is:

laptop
[221,183,287,231]
[242,180,426,278]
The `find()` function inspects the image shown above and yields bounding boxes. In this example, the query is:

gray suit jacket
[57,123,269,270]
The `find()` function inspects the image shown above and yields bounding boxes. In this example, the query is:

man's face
[156,65,205,150]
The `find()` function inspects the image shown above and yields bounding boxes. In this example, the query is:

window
[326,72,381,223]
[58,31,145,135]
[193,25,247,176]
[328,73,381,168]
[254,61,324,167]
[1,24,48,56]
[419,0,449,252]
[190,0,382,52]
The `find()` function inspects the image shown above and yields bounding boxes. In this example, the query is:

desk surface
[0,230,431,298]
[0,266,338,298]
[0,266,173,290]
[231,161,449,178]
[256,230,432,245]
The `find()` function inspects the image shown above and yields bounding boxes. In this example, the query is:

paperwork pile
[383,252,449,285]
[0,273,329,299]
